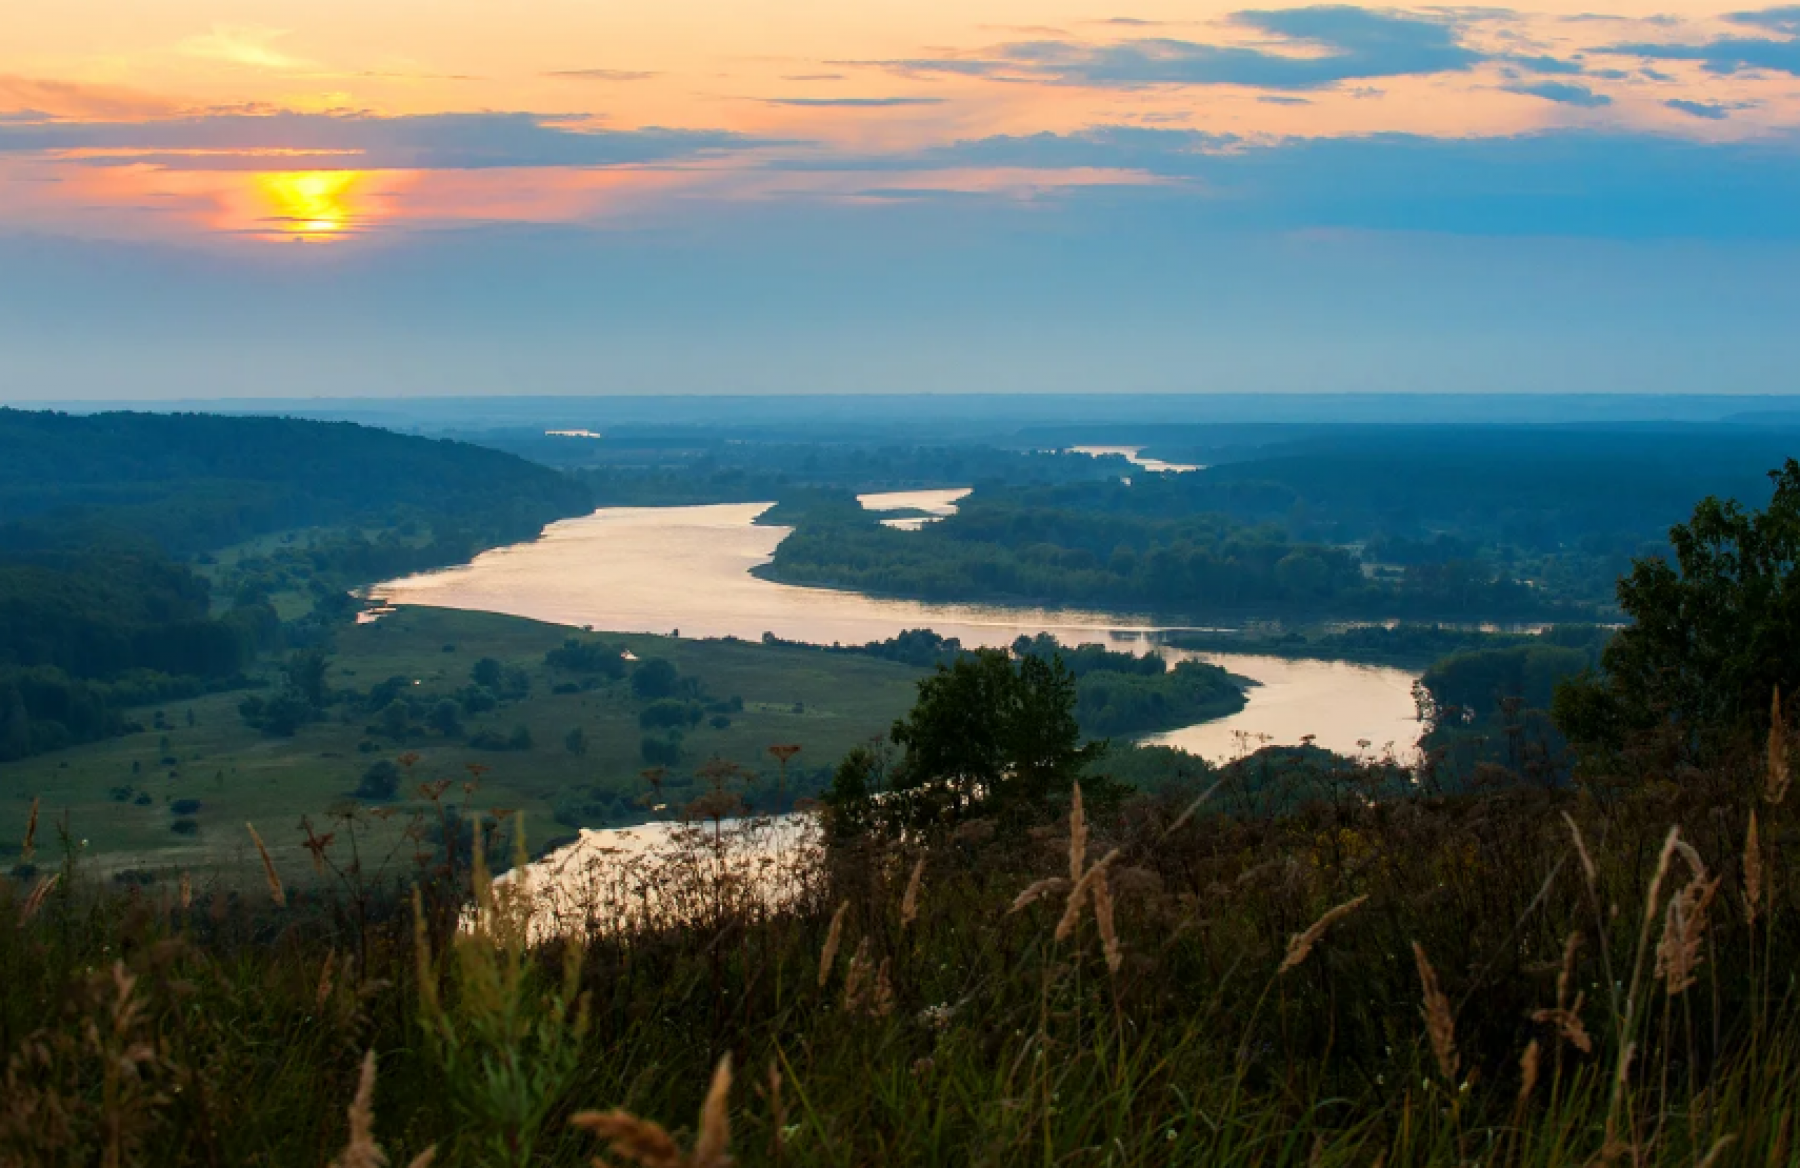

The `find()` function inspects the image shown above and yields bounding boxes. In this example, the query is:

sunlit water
[371,501,1420,764]
[1067,445,1205,474]
[488,814,819,940]
[857,487,972,530]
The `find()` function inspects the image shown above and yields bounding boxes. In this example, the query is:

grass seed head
[1412,942,1458,1085]
[21,795,38,863]
[1055,847,1119,943]
[18,872,58,924]
[246,822,286,908]
[900,855,925,928]
[818,901,849,988]
[1519,1039,1542,1106]
[1068,782,1087,886]
[692,1053,733,1168]
[1279,894,1370,974]
[1770,688,1790,804]
[328,1050,384,1168]
[1093,868,1122,975]
[1744,810,1764,927]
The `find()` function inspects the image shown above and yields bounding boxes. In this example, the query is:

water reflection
[1068,445,1204,474]
[494,813,818,940]
[857,487,971,530]
[372,502,1420,762]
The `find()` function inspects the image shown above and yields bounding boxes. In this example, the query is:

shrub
[640,734,681,766]
[355,759,401,800]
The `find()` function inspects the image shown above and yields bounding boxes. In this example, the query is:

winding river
[372,498,1420,764]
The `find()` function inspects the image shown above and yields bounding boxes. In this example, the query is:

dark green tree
[1556,460,1800,761]
[284,650,330,710]
[832,649,1105,833]
[631,658,681,700]
[471,657,504,690]
[429,699,463,738]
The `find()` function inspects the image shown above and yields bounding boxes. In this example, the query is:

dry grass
[4,721,1800,1166]
[1279,894,1370,974]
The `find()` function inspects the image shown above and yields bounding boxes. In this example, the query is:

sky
[3,0,1799,399]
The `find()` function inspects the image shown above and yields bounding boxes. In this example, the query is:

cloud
[1498,52,1588,74]
[0,111,784,170]
[761,96,944,107]
[856,5,1498,90]
[782,74,846,81]
[1607,6,1800,76]
[544,69,660,82]
[179,25,314,72]
[1730,5,1800,35]
[797,125,1800,239]
[1503,79,1612,105]
[1665,97,1753,118]
[0,74,183,120]
[786,124,1238,175]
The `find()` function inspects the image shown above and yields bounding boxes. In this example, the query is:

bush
[639,699,701,730]
[169,817,199,836]
[170,798,202,815]
[355,759,401,800]
[545,638,626,678]
[630,658,681,700]
[640,734,681,766]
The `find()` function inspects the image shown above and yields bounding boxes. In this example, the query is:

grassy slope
[1,606,924,878]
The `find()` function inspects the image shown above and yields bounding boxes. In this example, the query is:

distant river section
[371,500,1420,763]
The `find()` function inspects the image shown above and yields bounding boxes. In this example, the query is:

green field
[1,606,926,880]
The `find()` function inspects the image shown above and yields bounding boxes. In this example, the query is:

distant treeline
[0,552,277,759]
[1161,622,1611,667]
[763,486,1581,622]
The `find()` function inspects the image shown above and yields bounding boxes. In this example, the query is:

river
[372,498,1420,764]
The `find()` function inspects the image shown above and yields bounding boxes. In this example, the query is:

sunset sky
[4,0,1798,398]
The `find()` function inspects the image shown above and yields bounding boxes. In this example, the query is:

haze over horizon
[5,0,1800,399]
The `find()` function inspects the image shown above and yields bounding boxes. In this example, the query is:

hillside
[0,409,592,555]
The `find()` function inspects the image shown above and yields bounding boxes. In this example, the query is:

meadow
[0,607,924,881]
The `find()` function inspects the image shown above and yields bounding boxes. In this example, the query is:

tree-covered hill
[0,409,592,555]
[0,409,595,761]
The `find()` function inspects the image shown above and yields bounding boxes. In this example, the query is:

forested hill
[0,409,593,555]
[0,409,594,761]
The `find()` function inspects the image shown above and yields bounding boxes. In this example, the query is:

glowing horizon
[5,0,1799,243]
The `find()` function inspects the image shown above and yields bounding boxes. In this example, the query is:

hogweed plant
[412,817,591,1168]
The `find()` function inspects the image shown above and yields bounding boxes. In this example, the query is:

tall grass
[3,727,1797,1165]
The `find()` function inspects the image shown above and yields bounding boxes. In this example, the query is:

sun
[254,171,364,240]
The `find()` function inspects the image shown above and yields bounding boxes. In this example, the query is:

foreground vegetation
[3,706,1794,1165]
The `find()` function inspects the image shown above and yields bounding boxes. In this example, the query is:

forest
[764,485,1577,620]
[0,410,594,761]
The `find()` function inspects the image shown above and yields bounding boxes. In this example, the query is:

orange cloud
[0,75,183,120]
